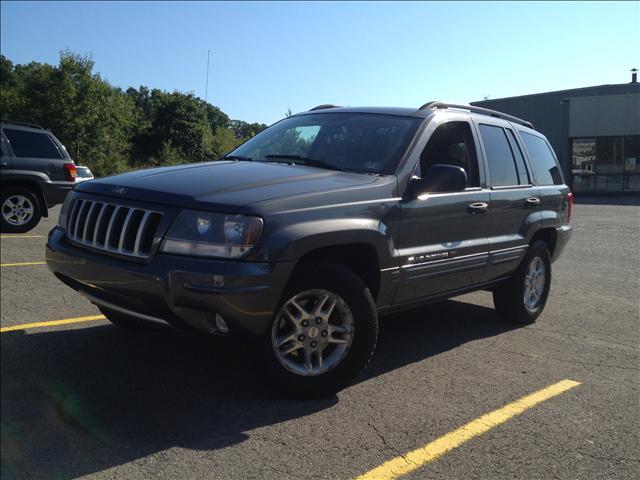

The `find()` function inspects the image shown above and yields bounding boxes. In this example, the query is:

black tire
[493,240,552,324]
[260,261,378,398]
[1,186,42,233]
[98,306,160,331]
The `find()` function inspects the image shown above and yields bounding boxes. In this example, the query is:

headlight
[58,194,74,229]
[160,210,263,259]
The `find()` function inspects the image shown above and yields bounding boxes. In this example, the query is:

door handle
[525,197,541,207]
[0,161,8,167]
[467,202,488,214]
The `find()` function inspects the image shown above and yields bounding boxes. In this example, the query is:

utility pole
[201,50,211,162]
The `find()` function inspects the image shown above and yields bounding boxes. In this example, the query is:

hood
[76,161,381,212]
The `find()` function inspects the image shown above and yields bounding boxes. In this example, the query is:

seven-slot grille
[67,199,163,259]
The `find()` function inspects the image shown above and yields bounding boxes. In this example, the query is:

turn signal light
[64,163,77,181]
[567,191,574,223]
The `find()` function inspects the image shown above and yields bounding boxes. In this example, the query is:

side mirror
[408,164,468,197]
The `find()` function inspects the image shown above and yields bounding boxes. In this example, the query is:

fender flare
[258,217,394,267]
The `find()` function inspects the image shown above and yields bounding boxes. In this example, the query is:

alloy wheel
[271,289,354,376]
[523,256,546,311]
[2,195,35,226]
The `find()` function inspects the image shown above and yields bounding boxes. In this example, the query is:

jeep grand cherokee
[46,102,572,396]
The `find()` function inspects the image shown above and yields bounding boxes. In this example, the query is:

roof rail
[418,101,534,129]
[309,104,341,111]
[0,119,45,130]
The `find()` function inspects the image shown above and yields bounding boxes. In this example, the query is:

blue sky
[1,1,638,124]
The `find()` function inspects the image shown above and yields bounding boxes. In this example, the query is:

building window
[572,138,596,173]
[571,136,640,192]
[624,136,639,191]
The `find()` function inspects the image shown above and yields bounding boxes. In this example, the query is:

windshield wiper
[223,154,253,161]
[264,154,345,172]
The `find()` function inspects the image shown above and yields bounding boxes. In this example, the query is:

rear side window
[506,129,530,185]
[478,124,519,186]
[3,128,63,159]
[520,132,564,186]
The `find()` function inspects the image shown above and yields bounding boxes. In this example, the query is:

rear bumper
[41,181,75,207]
[46,226,295,336]
[552,225,572,262]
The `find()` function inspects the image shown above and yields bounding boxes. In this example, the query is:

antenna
[204,50,210,103]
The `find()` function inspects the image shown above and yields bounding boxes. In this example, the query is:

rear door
[394,115,491,303]
[473,120,542,282]
[518,130,571,229]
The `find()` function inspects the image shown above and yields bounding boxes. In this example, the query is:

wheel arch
[530,227,558,257]
[0,178,48,217]
[292,243,382,301]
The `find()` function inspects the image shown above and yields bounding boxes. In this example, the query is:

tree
[230,120,267,140]
[0,51,266,176]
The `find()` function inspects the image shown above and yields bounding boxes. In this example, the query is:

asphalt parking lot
[1,199,639,480]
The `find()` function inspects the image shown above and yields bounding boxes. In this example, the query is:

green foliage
[0,51,267,177]
[230,120,268,140]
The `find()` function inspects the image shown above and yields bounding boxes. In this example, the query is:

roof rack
[1,120,45,130]
[309,104,342,111]
[418,101,534,129]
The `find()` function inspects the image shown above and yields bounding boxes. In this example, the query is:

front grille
[67,198,163,259]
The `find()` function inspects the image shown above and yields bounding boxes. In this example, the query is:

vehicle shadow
[0,299,518,479]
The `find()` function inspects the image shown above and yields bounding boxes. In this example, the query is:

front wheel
[260,262,378,398]
[493,240,552,324]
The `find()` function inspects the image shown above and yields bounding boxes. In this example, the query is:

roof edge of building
[471,82,640,105]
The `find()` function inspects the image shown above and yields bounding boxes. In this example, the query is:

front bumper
[46,226,295,336]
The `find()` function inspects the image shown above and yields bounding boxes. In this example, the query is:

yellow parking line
[0,235,44,239]
[355,379,581,480]
[0,315,106,333]
[0,262,46,267]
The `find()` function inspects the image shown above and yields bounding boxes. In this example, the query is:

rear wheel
[261,262,378,398]
[493,240,552,324]
[1,187,42,233]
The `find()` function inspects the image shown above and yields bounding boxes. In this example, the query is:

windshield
[228,113,422,174]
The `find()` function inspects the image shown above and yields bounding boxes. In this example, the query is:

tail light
[63,163,77,181]
[567,191,574,223]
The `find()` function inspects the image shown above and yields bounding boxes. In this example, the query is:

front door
[394,119,491,303]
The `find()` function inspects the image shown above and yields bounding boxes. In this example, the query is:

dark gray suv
[46,103,572,396]
[1,121,78,233]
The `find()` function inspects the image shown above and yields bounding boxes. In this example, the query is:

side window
[418,121,479,187]
[506,129,530,185]
[3,128,63,159]
[478,124,518,187]
[519,132,564,186]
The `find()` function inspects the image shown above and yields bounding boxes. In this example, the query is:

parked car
[1,121,77,233]
[74,165,94,183]
[46,102,572,396]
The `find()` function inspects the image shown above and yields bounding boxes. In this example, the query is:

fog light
[215,313,230,334]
